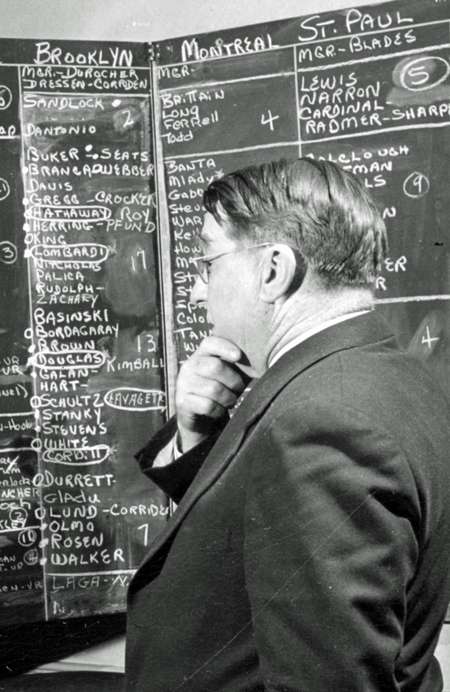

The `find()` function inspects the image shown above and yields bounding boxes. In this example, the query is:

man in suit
[126,158,450,691]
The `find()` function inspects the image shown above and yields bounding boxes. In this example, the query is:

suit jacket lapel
[136,311,395,566]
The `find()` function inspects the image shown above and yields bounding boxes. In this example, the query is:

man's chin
[210,328,259,379]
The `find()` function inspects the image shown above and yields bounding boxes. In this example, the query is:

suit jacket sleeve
[243,396,420,691]
[135,415,229,504]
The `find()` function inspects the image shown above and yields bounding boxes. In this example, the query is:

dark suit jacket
[126,312,450,692]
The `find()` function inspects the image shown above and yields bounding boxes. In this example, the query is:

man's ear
[259,245,306,303]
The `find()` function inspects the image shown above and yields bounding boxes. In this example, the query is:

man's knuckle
[196,398,214,416]
[201,359,219,378]
[203,379,220,399]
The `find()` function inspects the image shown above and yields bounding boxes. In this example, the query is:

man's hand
[176,336,248,452]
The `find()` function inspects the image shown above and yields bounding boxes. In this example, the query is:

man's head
[192,157,388,375]
[202,157,387,290]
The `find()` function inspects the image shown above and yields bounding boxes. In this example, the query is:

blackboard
[0,39,168,625]
[153,0,450,402]
[2,0,450,629]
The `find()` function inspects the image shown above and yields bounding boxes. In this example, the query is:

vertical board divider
[150,51,178,419]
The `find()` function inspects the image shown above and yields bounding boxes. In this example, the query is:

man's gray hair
[203,157,387,289]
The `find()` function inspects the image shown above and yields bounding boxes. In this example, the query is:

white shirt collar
[268,310,371,368]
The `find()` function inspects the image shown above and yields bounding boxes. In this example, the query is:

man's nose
[190,275,208,305]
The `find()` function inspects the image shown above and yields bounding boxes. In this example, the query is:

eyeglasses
[192,243,274,283]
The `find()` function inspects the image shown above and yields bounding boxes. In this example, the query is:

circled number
[18,529,37,547]
[0,241,18,264]
[0,86,12,110]
[24,548,39,566]
[403,172,430,199]
[0,178,10,202]
[400,56,450,92]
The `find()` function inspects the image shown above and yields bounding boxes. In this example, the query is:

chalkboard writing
[0,39,168,624]
[153,0,450,398]
[2,0,450,627]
